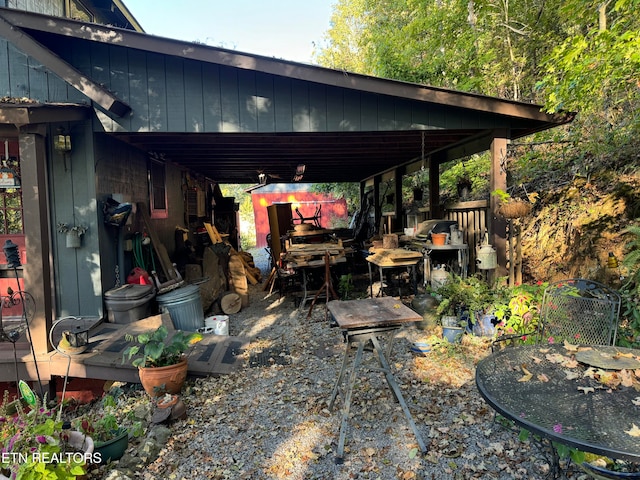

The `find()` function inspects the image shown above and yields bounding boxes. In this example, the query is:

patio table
[475,344,640,466]
[327,297,427,461]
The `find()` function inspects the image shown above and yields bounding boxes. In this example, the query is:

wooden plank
[188,335,251,376]
[7,43,28,98]
[204,222,223,243]
[202,62,222,132]
[255,71,275,131]
[45,314,248,381]
[343,89,362,130]
[147,52,168,131]
[0,40,10,96]
[165,55,186,131]
[137,202,172,280]
[291,78,310,131]
[360,91,378,130]
[238,68,257,131]
[273,75,292,132]
[366,248,422,267]
[184,58,204,132]
[127,49,149,131]
[309,82,327,132]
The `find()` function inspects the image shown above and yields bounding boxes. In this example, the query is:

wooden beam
[0,13,131,117]
[0,104,90,127]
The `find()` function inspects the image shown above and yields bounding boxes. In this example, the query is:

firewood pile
[204,223,262,307]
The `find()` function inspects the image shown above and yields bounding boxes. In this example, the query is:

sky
[123,0,335,64]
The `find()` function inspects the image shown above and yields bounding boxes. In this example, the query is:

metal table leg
[334,340,365,462]
[298,268,308,310]
[329,328,428,462]
[370,335,427,453]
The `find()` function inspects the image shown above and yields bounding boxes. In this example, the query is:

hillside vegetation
[315,0,640,342]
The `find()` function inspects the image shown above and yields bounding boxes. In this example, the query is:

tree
[315,0,569,102]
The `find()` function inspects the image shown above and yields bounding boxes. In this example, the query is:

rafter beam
[0,12,131,117]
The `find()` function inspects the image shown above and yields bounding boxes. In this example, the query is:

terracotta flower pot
[138,356,188,397]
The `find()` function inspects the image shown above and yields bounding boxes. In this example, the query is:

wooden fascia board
[0,12,131,117]
[0,8,572,126]
[0,103,90,127]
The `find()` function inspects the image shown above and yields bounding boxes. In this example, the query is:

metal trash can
[156,284,204,331]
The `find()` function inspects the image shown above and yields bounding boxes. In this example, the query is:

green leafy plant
[73,412,120,444]
[492,281,548,343]
[56,223,88,236]
[0,392,88,480]
[122,325,202,368]
[71,394,139,445]
[491,189,511,203]
[518,427,585,466]
[338,273,354,300]
[435,273,494,326]
[617,225,640,348]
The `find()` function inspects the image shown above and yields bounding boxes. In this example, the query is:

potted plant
[435,274,495,341]
[0,391,93,480]
[434,274,471,342]
[56,223,89,249]
[72,394,140,464]
[122,325,202,397]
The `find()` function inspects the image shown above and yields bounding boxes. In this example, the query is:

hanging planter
[57,222,88,249]
[498,200,532,219]
[492,189,537,219]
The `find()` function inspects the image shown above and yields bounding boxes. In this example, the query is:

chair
[491,278,621,351]
[538,278,621,346]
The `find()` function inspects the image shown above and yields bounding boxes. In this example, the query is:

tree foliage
[315,0,640,196]
[316,0,571,102]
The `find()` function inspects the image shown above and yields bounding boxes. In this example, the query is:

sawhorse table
[365,248,423,298]
[327,297,428,462]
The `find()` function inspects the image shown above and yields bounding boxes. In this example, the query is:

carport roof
[0,7,574,184]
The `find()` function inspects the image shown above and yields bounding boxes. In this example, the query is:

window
[0,140,23,234]
[0,188,23,234]
[148,156,168,219]
[68,0,95,22]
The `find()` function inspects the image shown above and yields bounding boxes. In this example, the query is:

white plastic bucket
[198,315,229,336]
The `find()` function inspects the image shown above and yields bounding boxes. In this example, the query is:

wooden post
[490,133,508,276]
[515,223,523,285]
[20,126,53,357]
[508,220,514,286]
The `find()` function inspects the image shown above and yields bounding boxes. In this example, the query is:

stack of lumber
[366,248,423,266]
[283,240,346,267]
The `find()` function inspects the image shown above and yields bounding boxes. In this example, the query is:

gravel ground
[102,248,591,480]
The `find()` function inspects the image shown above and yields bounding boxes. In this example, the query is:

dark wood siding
[0,36,512,135]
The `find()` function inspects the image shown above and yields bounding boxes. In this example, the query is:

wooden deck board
[0,313,248,383]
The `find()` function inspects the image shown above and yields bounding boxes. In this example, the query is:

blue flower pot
[443,326,464,343]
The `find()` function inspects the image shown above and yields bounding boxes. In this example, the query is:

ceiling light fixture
[292,164,305,182]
